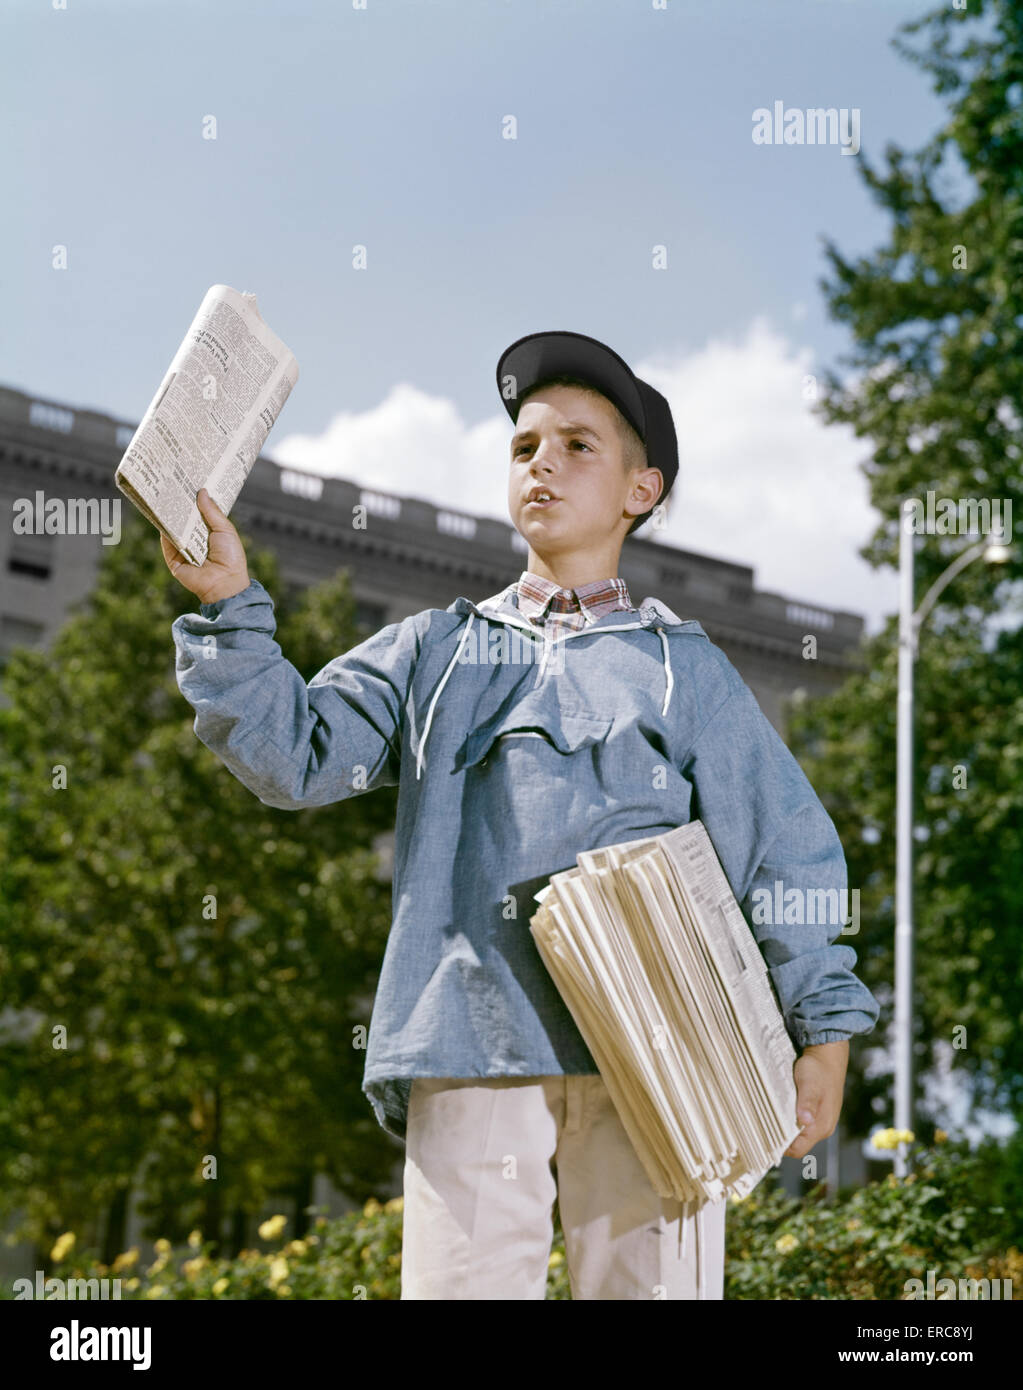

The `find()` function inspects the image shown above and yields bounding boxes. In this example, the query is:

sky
[2,0,965,634]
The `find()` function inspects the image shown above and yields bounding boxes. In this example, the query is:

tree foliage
[0,506,401,1257]
[790,0,1023,1133]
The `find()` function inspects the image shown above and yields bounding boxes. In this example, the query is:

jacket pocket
[457,707,614,771]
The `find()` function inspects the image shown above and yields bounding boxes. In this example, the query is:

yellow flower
[548,1250,564,1268]
[144,1285,166,1299]
[276,1284,292,1297]
[181,1256,206,1280]
[846,1218,861,1231]
[775,1233,800,1254]
[258,1214,287,1242]
[112,1248,139,1272]
[153,1238,171,1255]
[934,1129,948,1144]
[50,1232,75,1263]
[729,1191,750,1204]
[284,1239,308,1257]
[268,1256,289,1286]
[873,1127,913,1152]
[187,1229,203,1250]
[363,1198,382,1217]
[384,1196,404,1214]
[212,1277,229,1296]
[124,1277,140,1291]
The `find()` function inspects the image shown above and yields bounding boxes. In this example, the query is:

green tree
[789,0,1023,1134]
[816,0,1021,598]
[0,506,402,1261]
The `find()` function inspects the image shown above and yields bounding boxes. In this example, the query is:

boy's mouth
[525,487,560,510]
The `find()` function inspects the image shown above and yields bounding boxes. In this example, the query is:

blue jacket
[171,577,880,1142]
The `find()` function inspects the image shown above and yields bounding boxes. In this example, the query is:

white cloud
[635,316,896,633]
[270,317,897,634]
[269,382,509,521]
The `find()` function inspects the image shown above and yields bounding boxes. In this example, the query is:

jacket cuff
[198,578,263,619]
[795,1028,853,1048]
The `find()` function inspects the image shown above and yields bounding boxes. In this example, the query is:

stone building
[1,383,863,732]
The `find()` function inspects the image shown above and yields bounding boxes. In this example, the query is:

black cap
[495,330,678,534]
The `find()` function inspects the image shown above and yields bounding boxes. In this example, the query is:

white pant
[400,1074,726,1300]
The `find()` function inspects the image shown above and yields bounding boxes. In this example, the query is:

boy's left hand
[783,1040,849,1159]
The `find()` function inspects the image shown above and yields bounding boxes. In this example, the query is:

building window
[0,615,45,665]
[29,401,74,434]
[7,534,54,581]
[359,490,401,520]
[355,599,388,633]
[786,603,834,630]
[281,470,324,502]
[115,424,136,449]
[437,511,476,540]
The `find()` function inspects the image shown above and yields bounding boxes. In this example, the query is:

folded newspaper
[115,284,299,566]
[530,819,802,1207]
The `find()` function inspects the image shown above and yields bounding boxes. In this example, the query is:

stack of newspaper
[530,819,802,1206]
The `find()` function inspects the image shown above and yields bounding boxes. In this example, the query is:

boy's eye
[513,439,590,456]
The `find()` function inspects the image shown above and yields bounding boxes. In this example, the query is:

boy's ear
[633,466,664,511]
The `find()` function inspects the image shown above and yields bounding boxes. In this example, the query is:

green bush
[10,1132,1020,1300]
[724,1132,1022,1300]
[8,1197,569,1302]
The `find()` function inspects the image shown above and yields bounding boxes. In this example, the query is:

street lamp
[894,502,1012,1177]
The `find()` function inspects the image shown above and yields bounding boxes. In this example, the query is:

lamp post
[894,501,1011,1178]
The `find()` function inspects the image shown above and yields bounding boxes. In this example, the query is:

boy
[166,329,880,1301]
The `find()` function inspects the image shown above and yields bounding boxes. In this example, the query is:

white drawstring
[696,1202,703,1299]
[677,1198,705,1298]
[657,626,673,716]
[416,612,476,780]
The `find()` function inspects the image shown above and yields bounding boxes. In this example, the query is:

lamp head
[983,524,1012,563]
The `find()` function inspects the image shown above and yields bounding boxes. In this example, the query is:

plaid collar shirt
[512,570,636,635]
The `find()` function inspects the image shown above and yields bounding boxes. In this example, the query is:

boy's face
[507,386,662,567]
